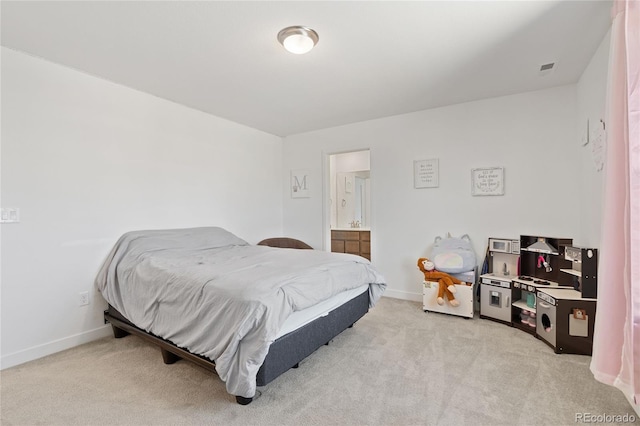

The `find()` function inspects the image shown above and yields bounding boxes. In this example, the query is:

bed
[95,227,386,404]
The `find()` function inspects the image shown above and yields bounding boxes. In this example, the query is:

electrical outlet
[0,207,20,223]
[79,291,89,306]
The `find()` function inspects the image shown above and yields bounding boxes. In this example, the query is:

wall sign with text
[471,167,504,196]
[414,159,439,189]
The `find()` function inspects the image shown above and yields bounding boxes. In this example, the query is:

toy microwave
[488,238,520,254]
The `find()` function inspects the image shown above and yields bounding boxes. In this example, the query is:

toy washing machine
[536,288,597,355]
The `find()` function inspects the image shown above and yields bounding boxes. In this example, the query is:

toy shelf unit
[511,235,575,336]
[560,246,598,299]
[479,237,520,325]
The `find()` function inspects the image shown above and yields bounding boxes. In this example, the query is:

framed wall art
[291,169,310,198]
[414,159,439,189]
[471,167,504,196]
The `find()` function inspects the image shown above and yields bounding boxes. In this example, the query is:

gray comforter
[95,227,386,398]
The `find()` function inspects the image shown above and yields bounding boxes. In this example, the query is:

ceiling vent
[539,62,556,77]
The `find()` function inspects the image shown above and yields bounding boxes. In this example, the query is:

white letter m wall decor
[291,169,310,198]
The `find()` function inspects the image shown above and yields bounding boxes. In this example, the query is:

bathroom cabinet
[331,230,370,260]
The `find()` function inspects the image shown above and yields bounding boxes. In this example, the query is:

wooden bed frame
[103,237,370,405]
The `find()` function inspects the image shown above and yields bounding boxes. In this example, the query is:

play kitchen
[480,235,599,355]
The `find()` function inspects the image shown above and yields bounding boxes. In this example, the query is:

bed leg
[236,395,253,405]
[161,348,181,365]
[111,325,130,339]
[292,363,299,369]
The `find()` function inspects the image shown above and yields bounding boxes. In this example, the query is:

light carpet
[1,297,637,425]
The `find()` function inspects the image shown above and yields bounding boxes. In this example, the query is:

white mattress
[275,284,369,339]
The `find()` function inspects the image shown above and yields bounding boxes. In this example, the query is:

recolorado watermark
[575,412,637,423]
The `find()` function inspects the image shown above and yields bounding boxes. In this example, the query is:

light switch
[0,208,20,223]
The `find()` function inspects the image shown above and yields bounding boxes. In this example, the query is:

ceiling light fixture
[277,26,319,54]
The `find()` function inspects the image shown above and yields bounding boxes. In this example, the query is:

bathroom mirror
[329,150,370,230]
[334,170,370,229]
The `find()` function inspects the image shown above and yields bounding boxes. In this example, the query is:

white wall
[576,30,610,248]
[283,85,583,301]
[334,150,370,173]
[0,48,283,368]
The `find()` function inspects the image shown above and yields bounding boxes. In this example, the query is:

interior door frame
[322,148,371,255]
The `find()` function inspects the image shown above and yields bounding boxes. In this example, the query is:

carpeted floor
[1,297,637,425]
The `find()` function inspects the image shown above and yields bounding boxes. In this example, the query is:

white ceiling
[1,1,612,137]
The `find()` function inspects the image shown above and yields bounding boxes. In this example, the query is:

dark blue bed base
[104,289,370,405]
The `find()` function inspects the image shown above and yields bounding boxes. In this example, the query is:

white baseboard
[1,325,112,370]
[382,289,422,302]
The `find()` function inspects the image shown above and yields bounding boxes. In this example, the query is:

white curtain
[590,0,640,406]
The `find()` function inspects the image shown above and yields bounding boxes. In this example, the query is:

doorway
[326,150,371,257]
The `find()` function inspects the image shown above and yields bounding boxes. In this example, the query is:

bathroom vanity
[331,229,370,260]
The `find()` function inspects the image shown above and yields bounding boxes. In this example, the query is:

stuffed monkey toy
[417,257,461,307]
